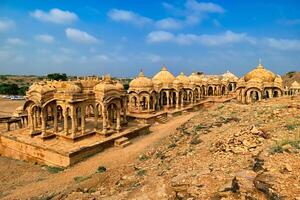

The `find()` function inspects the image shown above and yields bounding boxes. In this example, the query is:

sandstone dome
[28,82,55,94]
[129,71,153,89]
[176,72,190,85]
[189,72,202,84]
[222,71,238,81]
[152,65,175,85]
[244,63,276,83]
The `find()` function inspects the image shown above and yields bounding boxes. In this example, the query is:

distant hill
[282,71,300,87]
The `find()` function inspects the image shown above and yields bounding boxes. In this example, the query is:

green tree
[0,83,19,95]
[47,73,67,81]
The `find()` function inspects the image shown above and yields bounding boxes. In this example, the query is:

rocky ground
[41,95,300,200]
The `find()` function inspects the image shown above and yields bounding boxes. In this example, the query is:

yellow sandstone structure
[236,62,283,103]
[23,75,127,140]
[0,62,288,166]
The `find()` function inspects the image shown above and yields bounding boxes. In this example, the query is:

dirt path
[3,112,196,199]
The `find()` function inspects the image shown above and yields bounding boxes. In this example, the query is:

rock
[252,157,264,172]
[234,170,257,193]
[282,144,293,153]
[280,164,292,173]
[254,173,281,200]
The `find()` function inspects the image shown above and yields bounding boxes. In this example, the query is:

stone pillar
[28,109,33,133]
[181,92,184,107]
[269,89,273,98]
[191,91,194,104]
[147,96,150,111]
[37,108,41,127]
[41,109,46,136]
[81,105,85,134]
[102,104,107,134]
[116,110,121,132]
[71,107,76,136]
[176,91,179,109]
[166,91,170,107]
[63,108,68,135]
[33,108,38,129]
[94,105,98,131]
[242,89,246,104]
[53,106,58,133]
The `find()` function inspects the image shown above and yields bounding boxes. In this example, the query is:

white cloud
[264,38,300,51]
[146,31,175,43]
[185,0,224,14]
[65,28,100,44]
[147,30,255,46]
[30,8,78,24]
[35,34,54,43]
[6,37,25,45]
[0,18,15,32]
[155,18,182,29]
[108,9,153,26]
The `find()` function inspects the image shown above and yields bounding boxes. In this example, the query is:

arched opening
[250,91,259,102]
[228,84,233,92]
[141,96,147,110]
[162,91,167,106]
[172,91,177,107]
[264,90,270,99]
[208,86,213,96]
[150,96,154,109]
[273,90,279,98]
[221,86,226,95]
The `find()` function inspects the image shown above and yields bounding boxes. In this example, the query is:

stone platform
[127,96,236,124]
[0,122,150,167]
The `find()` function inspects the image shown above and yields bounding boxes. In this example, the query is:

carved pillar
[63,108,68,135]
[53,106,58,133]
[81,104,85,134]
[102,104,107,134]
[71,107,76,136]
[94,105,98,131]
[147,96,150,111]
[41,109,46,136]
[116,109,121,132]
[181,92,184,107]
[176,91,179,109]
[167,91,171,108]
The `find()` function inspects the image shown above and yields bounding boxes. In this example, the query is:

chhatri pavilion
[236,62,283,103]
[127,65,238,115]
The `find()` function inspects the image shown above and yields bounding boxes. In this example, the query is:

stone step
[156,115,168,124]
[120,141,131,148]
[114,137,129,146]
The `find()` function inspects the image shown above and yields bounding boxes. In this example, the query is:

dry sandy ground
[0,99,25,116]
[0,111,196,199]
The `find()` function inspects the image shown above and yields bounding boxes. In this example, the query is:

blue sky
[0,0,299,77]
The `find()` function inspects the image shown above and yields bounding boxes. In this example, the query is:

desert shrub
[136,169,146,176]
[139,154,149,161]
[46,166,64,174]
[74,175,91,183]
[97,166,107,173]
[269,138,300,154]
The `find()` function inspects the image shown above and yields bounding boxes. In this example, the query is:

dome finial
[138,69,145,77]
[161,64,167,71]
[257,58,264,69]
